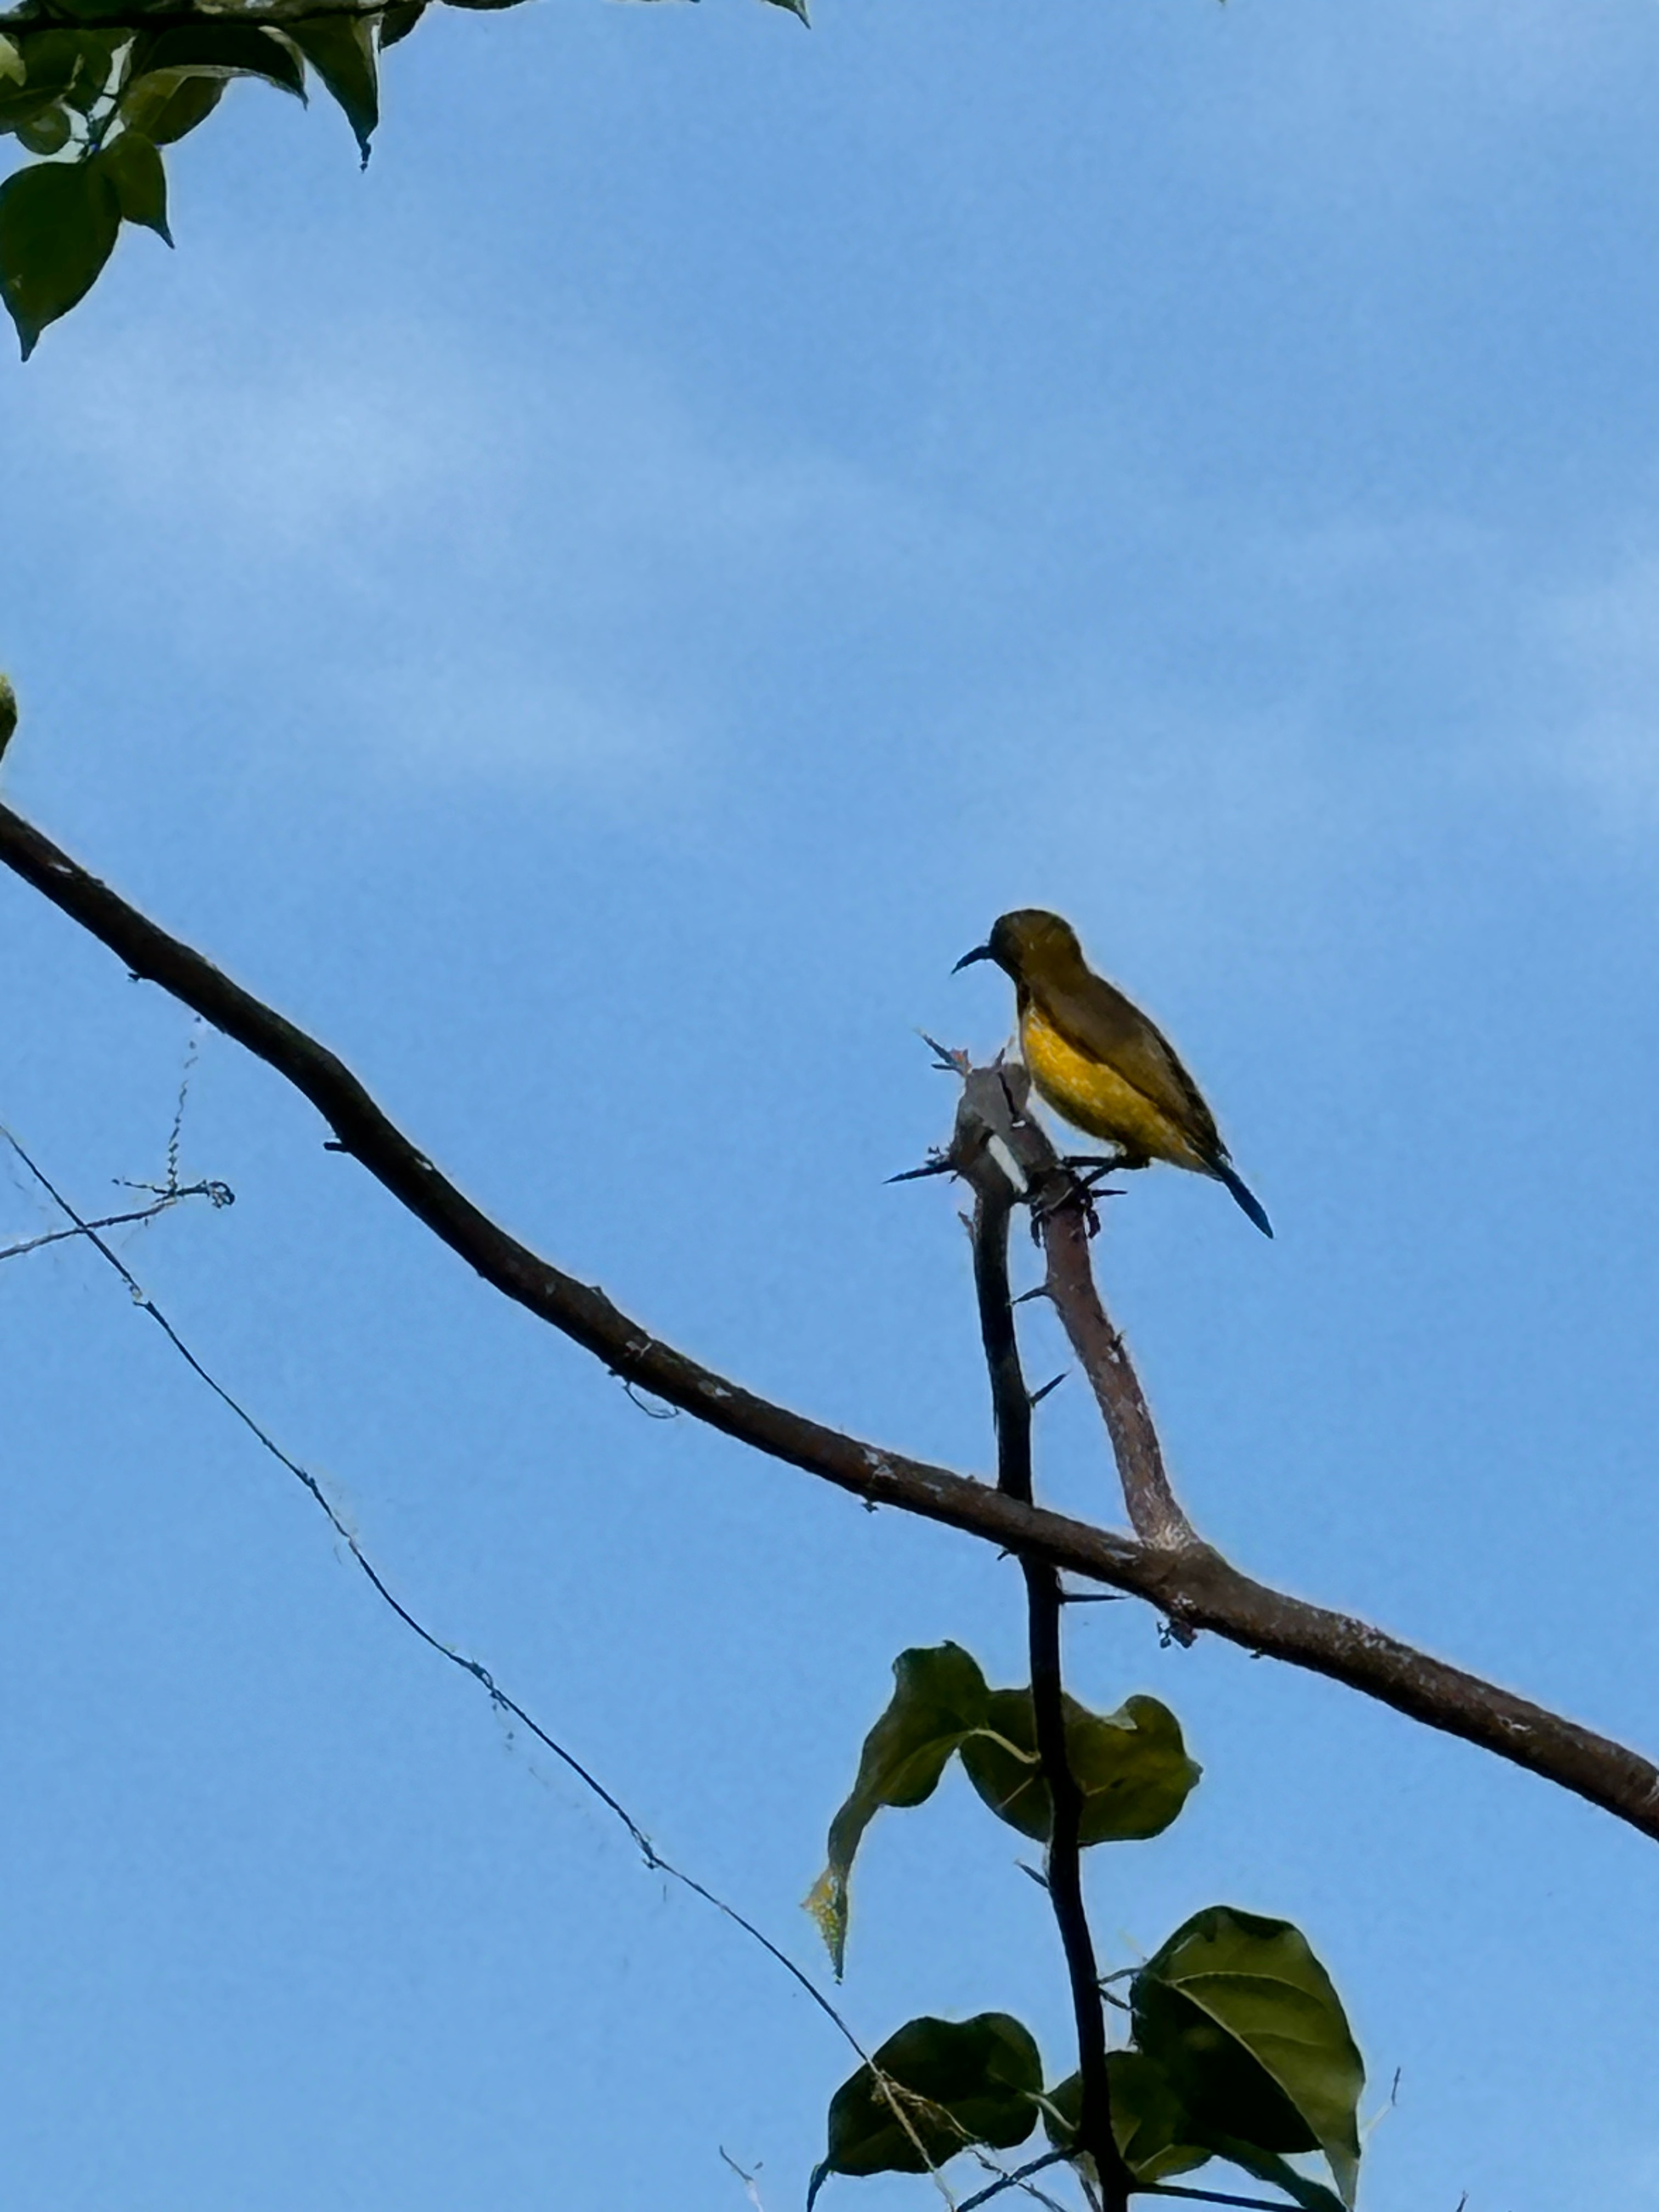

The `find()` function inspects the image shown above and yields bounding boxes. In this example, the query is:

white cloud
[33,317,464,553]
[1214,0,1652,193]
[343,654,689,796]
[1534,550,1659,827]
[28,282,949,594]
[16,281,976,802]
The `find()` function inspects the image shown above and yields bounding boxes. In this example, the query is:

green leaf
[14,30,99,91]
[118,70,224,148]
[804,1642,989,1977]
[61,33,122,112]
[48,0,154,20]
[0,95,58,140]
[3,30,120,120]
[959,1688,1200,1847]
[0,36,24,86]
[1131,1908,1364,2207]
[14,100,71,155]
[0,34,76,135]
[1201,2135,1347,2212]
[1042,2054,1210,2185]
[763,0,810,20]
[287,14,377,164]
[0,30,117,139]
[809,2013,1041,2207]
[92,131,170,244]
[127,25,306,101]
[378,2,426,49]
[0,673,17,763]
[0,156,120,360]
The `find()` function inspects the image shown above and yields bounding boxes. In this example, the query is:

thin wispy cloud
[14,287,977,800]
[1534,549,1659,826]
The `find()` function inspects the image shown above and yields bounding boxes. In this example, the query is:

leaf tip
[803,1869,848,1978]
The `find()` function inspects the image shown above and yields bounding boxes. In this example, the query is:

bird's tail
[1214,1161,1273,1239]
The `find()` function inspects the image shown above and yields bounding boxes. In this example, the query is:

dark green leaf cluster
[0,0,804,358]
[809,1648,1363,2209]
[814,1910,1363,2211]
[0,10,378,356]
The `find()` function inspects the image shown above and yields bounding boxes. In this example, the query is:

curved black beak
[952,944,994,973]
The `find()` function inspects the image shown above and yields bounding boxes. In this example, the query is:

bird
[953,908,1272,1237]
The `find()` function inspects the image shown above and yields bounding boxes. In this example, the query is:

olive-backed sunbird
[954,908,1272,1238]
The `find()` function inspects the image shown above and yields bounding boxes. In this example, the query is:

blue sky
[6,1,1659,2205]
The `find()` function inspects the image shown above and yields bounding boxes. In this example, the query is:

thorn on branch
[886,1153,954,1184]
[1029,1372,1067,1407]
[917,1030,972,1075]
[619,1378,680,1420]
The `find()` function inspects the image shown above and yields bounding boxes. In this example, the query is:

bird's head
[953,909,1084,983]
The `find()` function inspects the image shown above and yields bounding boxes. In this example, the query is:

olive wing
[1039,969,1226,1163]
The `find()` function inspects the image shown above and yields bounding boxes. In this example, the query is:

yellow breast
[1018,1000,1210,1170]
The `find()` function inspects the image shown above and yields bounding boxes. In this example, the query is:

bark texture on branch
[5,797,1658,1843]
[957,1087,1128,2208]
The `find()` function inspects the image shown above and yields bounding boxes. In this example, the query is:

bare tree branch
[4,798,1659,1843]
[953,1078,1128,2210]
[949,1063,1192,1553]
[1041,1195,1193,1553]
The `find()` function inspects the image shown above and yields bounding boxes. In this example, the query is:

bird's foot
[1059,1149,1146,1182]
[1028,1164,1115,1240]
[1029,1152,1148,1239]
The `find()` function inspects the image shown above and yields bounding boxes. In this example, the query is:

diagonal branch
[5,797,1659,1843]
[1041,1192,1193,1553]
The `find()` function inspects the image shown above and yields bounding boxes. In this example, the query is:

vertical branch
[955,1092,1133,2212]
[941,1057,1192,1553]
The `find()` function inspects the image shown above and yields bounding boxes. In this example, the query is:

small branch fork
[0,1178,230,1263]
[954,1068,1131,2211]
[4,799,1659,1843]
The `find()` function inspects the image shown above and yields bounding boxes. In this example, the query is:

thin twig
[5,801,1659,1843]
[956,2152,1066,2212]
[956,2149,1073,2212]
[0,1123,870,2076]
[0,1184,224,1263]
